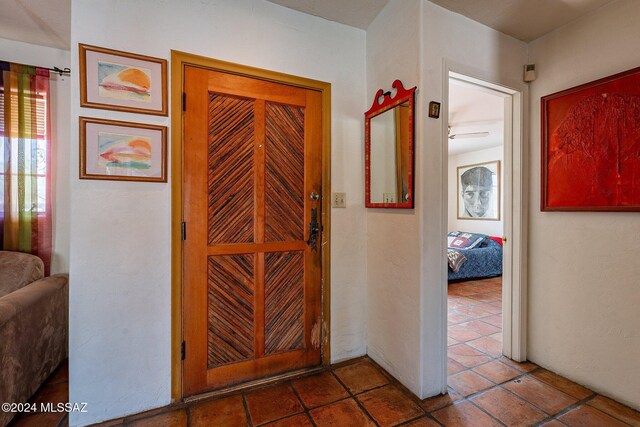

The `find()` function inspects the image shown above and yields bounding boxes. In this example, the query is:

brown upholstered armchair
[0,251,68,427]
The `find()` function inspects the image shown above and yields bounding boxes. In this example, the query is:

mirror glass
[369,102,410,204]
[365,80,415,208]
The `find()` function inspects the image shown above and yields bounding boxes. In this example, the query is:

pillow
[447,249,467,272]
[488,236,504,246]
[447,231,485,250]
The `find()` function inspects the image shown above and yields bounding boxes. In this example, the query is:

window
[0,87,48,213]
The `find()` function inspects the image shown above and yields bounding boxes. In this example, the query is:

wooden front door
[182,65,323,396]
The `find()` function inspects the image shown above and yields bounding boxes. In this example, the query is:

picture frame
[457,160,500,221]
[79,44,168,116]
[80,117,167,182]
[541,66,640,211]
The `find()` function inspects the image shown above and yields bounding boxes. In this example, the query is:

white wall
[420,1,528,397]
[58,0,640,420]
[448,146,504,236]
[527,0,640,409]
[366,0,423,396]
[69,0,367,424]
[365,0,528,399]
[0,38,70,275]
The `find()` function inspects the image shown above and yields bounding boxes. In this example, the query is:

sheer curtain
[0,61,52,274]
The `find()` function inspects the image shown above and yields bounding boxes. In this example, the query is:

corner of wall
[365,0,423,398]
[524,0,640,409]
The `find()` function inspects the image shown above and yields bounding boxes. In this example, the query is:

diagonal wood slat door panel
[265,251,304,354]
[265,103,305,242]
[183,66,323,396]
[208,94,255,245]
[207,254,255,368]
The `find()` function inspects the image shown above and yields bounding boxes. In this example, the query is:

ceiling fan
[448,126,490,140]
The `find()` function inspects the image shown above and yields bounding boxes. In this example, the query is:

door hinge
[181,341,186,360]
[181,222,186,240]
[182,92,186,111]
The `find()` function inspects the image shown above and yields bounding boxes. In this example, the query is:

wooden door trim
[171,50,332,401]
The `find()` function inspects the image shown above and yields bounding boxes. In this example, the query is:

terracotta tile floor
[8,361,69,427]
[10,277,640,426]
[443,277,640,427]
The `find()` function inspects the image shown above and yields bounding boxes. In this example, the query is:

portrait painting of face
[457,161,500,220]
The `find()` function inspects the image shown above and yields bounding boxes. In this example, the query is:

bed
[447,232,503,281]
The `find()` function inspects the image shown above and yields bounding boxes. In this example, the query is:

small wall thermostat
[524,64,537,82]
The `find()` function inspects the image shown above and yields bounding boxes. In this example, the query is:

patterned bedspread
[448,238,503,280]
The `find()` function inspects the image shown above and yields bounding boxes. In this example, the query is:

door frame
[170,50,332,401]
[441,61,528,383]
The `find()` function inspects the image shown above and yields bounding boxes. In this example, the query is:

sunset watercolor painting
[80,44,167,115]
[98,61,152,103]
[80,117,166,182]
[98,132,152,171]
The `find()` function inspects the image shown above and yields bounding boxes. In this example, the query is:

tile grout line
[329,366,382,427]
[255,364,392,427]
[444,280,511,426]
[436,360,577,418]
[474,379,558,421]
[443,279,513,425]
[395,411,445,426]
[535,393,631,426]
[447,279,606,426]
[287,380,320,427]
[346,360,449,426]
[306,395,355,427]
[465,398,510,427]
[499,373,590,420]
[359,358,433,410]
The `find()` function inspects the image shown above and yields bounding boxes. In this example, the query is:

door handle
[307,208,320,252]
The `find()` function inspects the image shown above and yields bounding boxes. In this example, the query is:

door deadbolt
[310,191,320,201]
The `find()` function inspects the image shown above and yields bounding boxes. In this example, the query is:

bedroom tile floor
[10,277,640,426]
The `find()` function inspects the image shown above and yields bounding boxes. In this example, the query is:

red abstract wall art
[541,67,640,211]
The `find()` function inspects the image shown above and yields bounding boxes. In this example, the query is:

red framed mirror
[365,80,416,208]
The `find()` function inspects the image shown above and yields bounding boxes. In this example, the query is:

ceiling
[428,0,616,41]
[267,0,615,40]
[0,0,617,54]
[0,0,70,49]
[265,0,388,29]
[448,79,505,155]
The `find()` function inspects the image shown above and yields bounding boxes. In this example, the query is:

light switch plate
[383,193,396,203]
[332,192,346,208]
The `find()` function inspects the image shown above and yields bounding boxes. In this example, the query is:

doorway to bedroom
[446,73,517,395]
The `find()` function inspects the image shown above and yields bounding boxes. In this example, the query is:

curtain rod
[49,67,71,76]
[1,61,71,76]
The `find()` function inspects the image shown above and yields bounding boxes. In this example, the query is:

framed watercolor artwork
[541,66,640,211]
[79,44,168,116]
[457,161,500,221]
[80,117,167,182]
